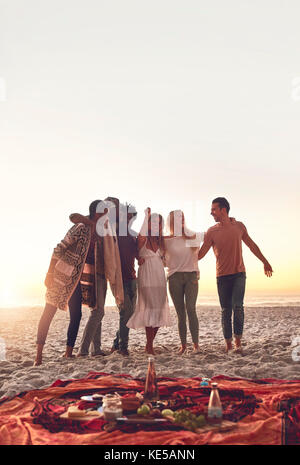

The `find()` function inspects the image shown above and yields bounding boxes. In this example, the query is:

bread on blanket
[67,406,87,418]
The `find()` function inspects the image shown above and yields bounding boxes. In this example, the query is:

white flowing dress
[127,242,171,329]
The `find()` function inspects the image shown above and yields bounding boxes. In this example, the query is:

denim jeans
[36,281,82,347]
[217,272,246,340]
[168,271,199,345]
[78,276,107,355]
[113,279,137,351]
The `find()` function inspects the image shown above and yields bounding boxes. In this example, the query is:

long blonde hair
[166,210,200,252]
[166,210,196,240]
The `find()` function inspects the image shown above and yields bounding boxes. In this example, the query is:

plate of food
[80,394,104,403]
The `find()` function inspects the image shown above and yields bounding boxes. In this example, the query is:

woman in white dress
[127,208,171,354]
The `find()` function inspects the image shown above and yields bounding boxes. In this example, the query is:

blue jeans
[217,272,246,340]
[113,279,137,351]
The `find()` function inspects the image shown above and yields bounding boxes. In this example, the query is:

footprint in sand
[20,359,35,368]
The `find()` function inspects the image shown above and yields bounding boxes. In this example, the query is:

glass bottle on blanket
[207,382,223,423]
[144,356,159,402]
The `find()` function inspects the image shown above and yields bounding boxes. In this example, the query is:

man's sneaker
[117,349,129,357]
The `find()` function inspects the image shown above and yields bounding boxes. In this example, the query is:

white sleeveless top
[164,232,204,278]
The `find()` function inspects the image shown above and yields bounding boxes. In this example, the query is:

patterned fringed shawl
[45,224,91,310]
[45,223,124,311]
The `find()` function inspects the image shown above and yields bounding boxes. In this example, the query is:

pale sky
[0,0,300,307]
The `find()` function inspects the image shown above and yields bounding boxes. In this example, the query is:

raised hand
[144,207,151,218]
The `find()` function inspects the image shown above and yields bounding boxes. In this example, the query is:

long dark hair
[89,200,102,219]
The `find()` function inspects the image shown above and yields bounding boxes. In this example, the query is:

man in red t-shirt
[198,197,273,353]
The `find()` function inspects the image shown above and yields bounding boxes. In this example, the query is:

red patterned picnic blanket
[0,372,299,445]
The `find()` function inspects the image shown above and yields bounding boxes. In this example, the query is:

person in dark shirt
[106,198,139,356]
[72,200,108,357]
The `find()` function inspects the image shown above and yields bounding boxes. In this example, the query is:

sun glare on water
[0,285,19,308]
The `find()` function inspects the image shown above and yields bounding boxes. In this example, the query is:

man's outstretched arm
[242,230,273,277]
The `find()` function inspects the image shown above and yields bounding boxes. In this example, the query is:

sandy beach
[0,305,300,399]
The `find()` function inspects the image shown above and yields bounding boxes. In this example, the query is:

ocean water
[0,295,300,312]
[197,295,300,307]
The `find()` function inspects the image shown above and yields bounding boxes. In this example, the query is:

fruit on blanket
[137,404,151,415]
[196,415,206,426]
[173,409,206,431]
[161,409,174,418]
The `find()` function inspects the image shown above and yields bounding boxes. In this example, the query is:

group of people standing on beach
[34,196,273,366]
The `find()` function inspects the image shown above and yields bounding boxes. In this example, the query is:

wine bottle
[144,356,159,401]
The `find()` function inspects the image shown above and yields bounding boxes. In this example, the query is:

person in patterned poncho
[34,200,123,366]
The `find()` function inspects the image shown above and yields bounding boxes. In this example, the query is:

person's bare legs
[145,327,150,353]
[152,327,159,352]
[145,327,155,354]
[34,304,57,366]
[153,327,159,338]
[34,344,44,366]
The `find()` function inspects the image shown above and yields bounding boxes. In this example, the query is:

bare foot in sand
[178,345,187,355]
[234,337,243,354]
[225,340,233,353]
[193,343,201,354]
[33,357,42,366]
[63,346,75,358]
